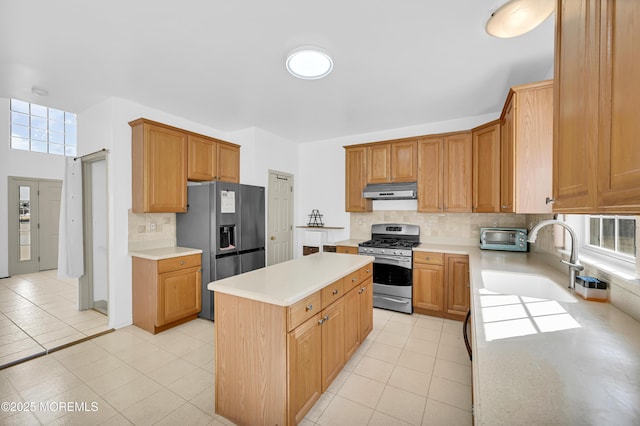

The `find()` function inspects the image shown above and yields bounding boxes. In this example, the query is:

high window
[586,215,636,261]
[10,98,77,156]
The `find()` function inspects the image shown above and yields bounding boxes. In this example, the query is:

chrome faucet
[527,220,584,289]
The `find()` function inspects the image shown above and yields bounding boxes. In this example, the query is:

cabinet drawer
[321,279,344,309]
[343,270,361,292]
[287,291,321,332]
[413,251,444,265]
[336,245,358,254]
[359,263,373,283]
[158,254,201,273]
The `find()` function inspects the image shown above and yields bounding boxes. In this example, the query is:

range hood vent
[362,182,417,200]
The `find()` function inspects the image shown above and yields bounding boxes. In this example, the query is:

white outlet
[150,223,156,231]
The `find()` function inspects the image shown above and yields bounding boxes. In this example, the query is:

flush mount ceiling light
[486,0,555,38]
[286,47,333,80]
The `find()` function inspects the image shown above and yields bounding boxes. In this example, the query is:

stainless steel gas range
[358,224,420,314]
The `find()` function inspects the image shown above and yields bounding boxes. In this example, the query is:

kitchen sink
[481,270,578,303]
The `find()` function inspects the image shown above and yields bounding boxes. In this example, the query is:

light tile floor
[1,308,472,425]
[0,270,110,367]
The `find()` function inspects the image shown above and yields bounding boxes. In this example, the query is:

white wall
[297,112,501,245]
[91,160,108,302]
[0,97,66,278]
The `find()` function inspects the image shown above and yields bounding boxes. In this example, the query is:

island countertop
[208,252,374,306]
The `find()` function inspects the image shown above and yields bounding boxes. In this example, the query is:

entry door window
[19,186,31,261]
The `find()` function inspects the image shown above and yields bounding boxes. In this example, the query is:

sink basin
[481,270,577,303]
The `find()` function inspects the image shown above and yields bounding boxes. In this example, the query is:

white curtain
[58,157,84,279]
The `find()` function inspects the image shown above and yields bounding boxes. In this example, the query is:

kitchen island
[209,252,374,426]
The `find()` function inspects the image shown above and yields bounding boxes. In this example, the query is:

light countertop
[334,239,366,247]
[419,244,640,425]
[129,246,202,260]
[208,252,374,306]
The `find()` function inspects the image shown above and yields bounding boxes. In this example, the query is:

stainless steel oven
[359,224,420,314]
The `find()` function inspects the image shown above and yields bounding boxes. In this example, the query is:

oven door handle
[373,295,410,304]
[372,255,411,268]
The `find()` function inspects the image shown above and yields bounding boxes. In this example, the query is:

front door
[267,171,294,265]
[8,177,62,275]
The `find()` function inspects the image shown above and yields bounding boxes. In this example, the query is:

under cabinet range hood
[362,182,417,200]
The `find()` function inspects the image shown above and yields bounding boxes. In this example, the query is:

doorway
[267,170,294,265]
[78,152,109,314]
[8,177,62,275]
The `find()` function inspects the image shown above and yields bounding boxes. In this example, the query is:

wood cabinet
[366,140,418,184]
[413,251,468,321]
[445,255,470,318]
[132,253,202,334]
[500,80,554,214]
[131,118,240,213]
[336,245,358,254]
[215,262,373,425]
[367,143,391,183]
[320,298,344,391]
[216,141,240,183]
[130,119,188,213]
[344,146,372,212]
[417,132,472,212]
[413,252,444,312]
[554,0,640,213]
[473,120,501,213]
[187,135,240,183]
[288,312,322,425]
[344,277,373,360]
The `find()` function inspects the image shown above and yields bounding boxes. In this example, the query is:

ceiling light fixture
[286,47,333,80]
[31,86,49,96]
[486,0,555,38]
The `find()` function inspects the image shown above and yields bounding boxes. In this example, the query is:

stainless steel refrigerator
[176,182,265,320]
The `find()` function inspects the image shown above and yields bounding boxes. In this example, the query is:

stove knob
[380,249,385,254]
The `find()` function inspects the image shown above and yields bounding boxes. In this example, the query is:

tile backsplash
[128,210,176,251]
[350,211,527,245]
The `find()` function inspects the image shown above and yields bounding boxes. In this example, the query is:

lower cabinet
[412,251,469,321]
[336,245,358,254]
[320,299,345,391]
[288,313,322,425]
[132,254,202,334]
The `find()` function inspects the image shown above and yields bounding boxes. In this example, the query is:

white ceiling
[0,1,555,143]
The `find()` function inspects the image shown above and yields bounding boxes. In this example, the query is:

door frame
[78,151,109,312]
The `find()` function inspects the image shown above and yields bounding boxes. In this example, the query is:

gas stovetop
[359,239,421,249]
[358,224,421,257]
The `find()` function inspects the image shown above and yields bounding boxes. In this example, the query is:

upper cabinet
[131,119,188,213]
[216,142,241,183]
[417,132,472,213]
[366,140,417,183]
[555,0,640,213]
[500,80,553,214]
[131,118,240,213]
[345,146,372,212]
[472,120,501,213]
[188,134,240,183]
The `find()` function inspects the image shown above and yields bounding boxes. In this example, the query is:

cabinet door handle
[318,318,325,325]
[351,277,357,282]
[545,197,556,204]
[358,288,365,294]
[323,315,329,321]
[306,304,313,311]
[179,260,185,265]
[332,289,339,295]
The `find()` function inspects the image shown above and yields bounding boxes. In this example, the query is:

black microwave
[479,227,528,252]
